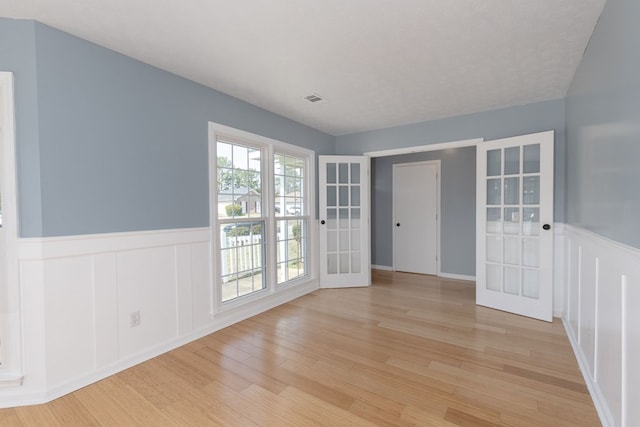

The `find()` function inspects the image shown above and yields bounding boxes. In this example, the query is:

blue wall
[0,19,43,236]
[1,19,334,237]
[337,100,566,275]
[565,0,640,249]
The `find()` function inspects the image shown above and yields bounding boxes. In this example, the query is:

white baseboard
[438,272,476,282]
[371,264,393,271]
[373,264,476,283]
[562,317,613,427]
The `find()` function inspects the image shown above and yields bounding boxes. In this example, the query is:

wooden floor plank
[0,270,600,426]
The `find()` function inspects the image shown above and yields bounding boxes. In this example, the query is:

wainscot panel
[0,227,319,408]
[563,224,640,427]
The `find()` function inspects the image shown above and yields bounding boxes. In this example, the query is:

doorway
[392,161,440,275]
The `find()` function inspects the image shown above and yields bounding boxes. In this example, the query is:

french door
[319,156,370,288]
[476,131,554,321]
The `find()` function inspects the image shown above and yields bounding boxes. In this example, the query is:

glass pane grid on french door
[485,144,541,299]
[325,162,362,275]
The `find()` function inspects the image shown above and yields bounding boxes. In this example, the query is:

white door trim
[392,160,440,275]
[365,137,483,158]
[0,71,22,381]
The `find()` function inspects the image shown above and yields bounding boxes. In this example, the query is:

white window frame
[208,122,316,314]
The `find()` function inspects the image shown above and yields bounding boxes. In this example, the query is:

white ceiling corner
[0,0,607,136]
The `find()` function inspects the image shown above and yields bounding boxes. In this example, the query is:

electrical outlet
[130,310,141,328]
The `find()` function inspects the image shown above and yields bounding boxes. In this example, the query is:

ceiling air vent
[304,93,324,103]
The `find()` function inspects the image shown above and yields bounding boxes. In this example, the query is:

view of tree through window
[274,154,307,283]
[217,141,265,302]
[214,136,310,304]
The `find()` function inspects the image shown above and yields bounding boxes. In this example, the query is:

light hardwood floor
[0,270,600,426]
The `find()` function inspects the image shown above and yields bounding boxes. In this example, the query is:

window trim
[208,122,316,314]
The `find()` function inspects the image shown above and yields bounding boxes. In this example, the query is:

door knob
[543,224,551,230]
[320,220,326,225]
[396,223,401,227]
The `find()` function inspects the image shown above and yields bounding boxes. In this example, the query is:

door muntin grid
[325,161,361,275]
[485,143,541,299]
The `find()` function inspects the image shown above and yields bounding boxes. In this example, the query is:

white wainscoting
[563,224,640,427]
[0,228,319,408]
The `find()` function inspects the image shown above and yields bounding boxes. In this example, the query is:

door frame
[392,160,441,275]
[0,71,22,379]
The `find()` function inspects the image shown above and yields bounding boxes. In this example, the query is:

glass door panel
[319,156,370,288]
[476,131,554,321]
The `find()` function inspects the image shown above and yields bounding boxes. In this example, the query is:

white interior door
[393,161,439,275]
[319,156,370,288]
[476,131,554,322]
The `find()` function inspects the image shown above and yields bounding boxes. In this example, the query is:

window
[216,141,265,302]
[211,124,313,307]
[274,154,307,283]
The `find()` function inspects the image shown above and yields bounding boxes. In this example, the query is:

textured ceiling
[0,0,606,136]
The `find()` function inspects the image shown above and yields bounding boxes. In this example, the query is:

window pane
[351,208,361,229]
[487,149,501,176]
[487,208,501,233]
[487,236,501,263]
[233,145,248,170]
[217,142,262,220]
[328,254,338,274]
[504,237,520,265]
[504,266,520,295]
[219,221,265,302]
[486,264,501,291]
[504,146,520,175]
[327,186,337,207]
[216,137,310,298]
[504,177,519,205]
[274,153,308,283]
[522,207,539,236]
[523,144,540,174]
[327,208,337,229]
[275,153,305,218]
[338,163,349,184]
[248,148,261,172]
[523,238,540,267]
[523,269,540,299]
[339,208,349,229]
[351,163,360,184]
[276,218,307,285]
[351,186,360,207]
[504,207,520,235]
[327,163,336,184]
[523,176,540,205]
[487,179,501,205]
[351,252,361,274]
[339,253,350,273]
[339,186,349,206]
